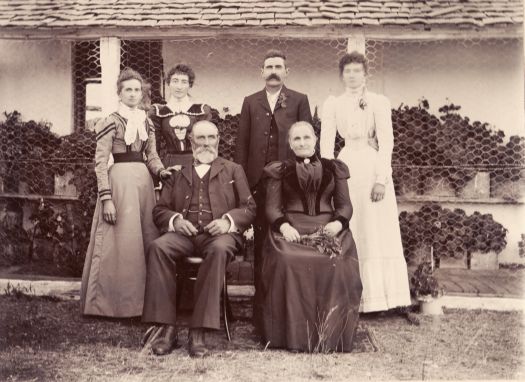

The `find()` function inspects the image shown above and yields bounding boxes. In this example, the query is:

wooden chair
[176,256,233,341]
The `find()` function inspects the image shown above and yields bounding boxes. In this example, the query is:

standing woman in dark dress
[260,121,362,352]
[81,68,172,318]
[149,64,212,167]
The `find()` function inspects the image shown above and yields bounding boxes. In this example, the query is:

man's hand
[159,168,173,180]
[102,200,117,225]
[174,216,198,236]
[371,183,385,202]
[323,220,342,237]
[204,218,231,236]
[280,222,300,243]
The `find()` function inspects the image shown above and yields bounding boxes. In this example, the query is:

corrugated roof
[0,0,522,29]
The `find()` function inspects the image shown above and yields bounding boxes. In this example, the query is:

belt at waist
[345,138,376,150]
[113,152,144,163]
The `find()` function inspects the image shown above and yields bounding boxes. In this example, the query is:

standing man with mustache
[234,49,312,327]
[142,120,256,357]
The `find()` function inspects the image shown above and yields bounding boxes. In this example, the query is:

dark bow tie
[295,154,318,165]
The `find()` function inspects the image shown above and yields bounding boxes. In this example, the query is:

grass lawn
[0,293,523,381]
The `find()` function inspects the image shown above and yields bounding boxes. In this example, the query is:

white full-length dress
[320,89,411,312]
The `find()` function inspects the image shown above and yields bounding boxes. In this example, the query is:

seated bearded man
[142,120,256,357]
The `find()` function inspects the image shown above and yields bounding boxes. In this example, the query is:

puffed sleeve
[148,104,161,129]
[320,95,337,159]
[331,159,350,179]
[329,159,352,228]
[144,118,165,177]
[148,104,162,155]
[373,95,394,185]
[263,162,288,232]
[94,116,116,201]
[202,104,213,121]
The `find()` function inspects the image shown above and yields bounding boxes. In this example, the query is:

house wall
[377,38,524,138]
[0,40,73,136]
[379,39,525,264]
[162,37,347,116]
[0,36,522,264]
[163,36,524,263]
[162,37,524,137]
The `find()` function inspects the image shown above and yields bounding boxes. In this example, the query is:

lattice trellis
[72,40,101,131]
[120,40,164,106]
[1,36,523,277]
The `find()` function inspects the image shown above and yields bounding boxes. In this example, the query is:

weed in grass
[308,353,336,380]
[305,305,359,380]
[307,305,356,354]
[420,314,442,380]
[193,359,208,375]
[3,282,35,299]
[1,297,521,381]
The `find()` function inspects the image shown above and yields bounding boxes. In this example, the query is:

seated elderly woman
[259,121,362,352]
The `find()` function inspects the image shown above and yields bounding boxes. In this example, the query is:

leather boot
[188,328,208,358]
[150,325,179,356]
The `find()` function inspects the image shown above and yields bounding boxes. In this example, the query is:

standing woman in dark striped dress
[81,68,172,318]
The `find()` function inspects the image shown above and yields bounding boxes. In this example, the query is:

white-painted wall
[0,40,73,136]
[377,38,525,138]
[162,37,347,116]
[162,37,524,138]
[1,38,520,138]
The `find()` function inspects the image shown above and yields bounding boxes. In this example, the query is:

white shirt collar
[167,96,192,113]
[266,87,282,113]
[344,85,366,98]
[194,163,211,178]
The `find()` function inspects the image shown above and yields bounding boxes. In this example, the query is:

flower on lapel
[278,92,287,109]
[359,98,367,110]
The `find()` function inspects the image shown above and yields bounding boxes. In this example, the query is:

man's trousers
[142,231,239,329]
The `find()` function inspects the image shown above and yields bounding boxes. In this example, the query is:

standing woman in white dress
[320,51,411,313]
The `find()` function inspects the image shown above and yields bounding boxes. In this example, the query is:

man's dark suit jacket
[234,86,312,188]
[153,157,256,236]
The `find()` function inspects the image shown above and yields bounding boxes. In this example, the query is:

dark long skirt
[260,212,362,352]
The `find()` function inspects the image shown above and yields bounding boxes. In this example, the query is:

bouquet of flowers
[299,228,343,259]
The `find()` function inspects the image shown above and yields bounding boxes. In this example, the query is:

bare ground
[0,294,523,381]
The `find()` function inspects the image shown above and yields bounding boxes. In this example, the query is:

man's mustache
[195,146,217,154]
[266,73,281,81]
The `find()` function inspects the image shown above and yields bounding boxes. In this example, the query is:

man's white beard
[194,146,218,164]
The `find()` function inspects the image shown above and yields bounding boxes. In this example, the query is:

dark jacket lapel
[210,157,225,180]
[181,164,192,186]
[256,89,272,114]
[273,85,288,113]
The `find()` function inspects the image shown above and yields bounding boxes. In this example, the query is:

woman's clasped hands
[279,222,301,243]
[280,220,343,243]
